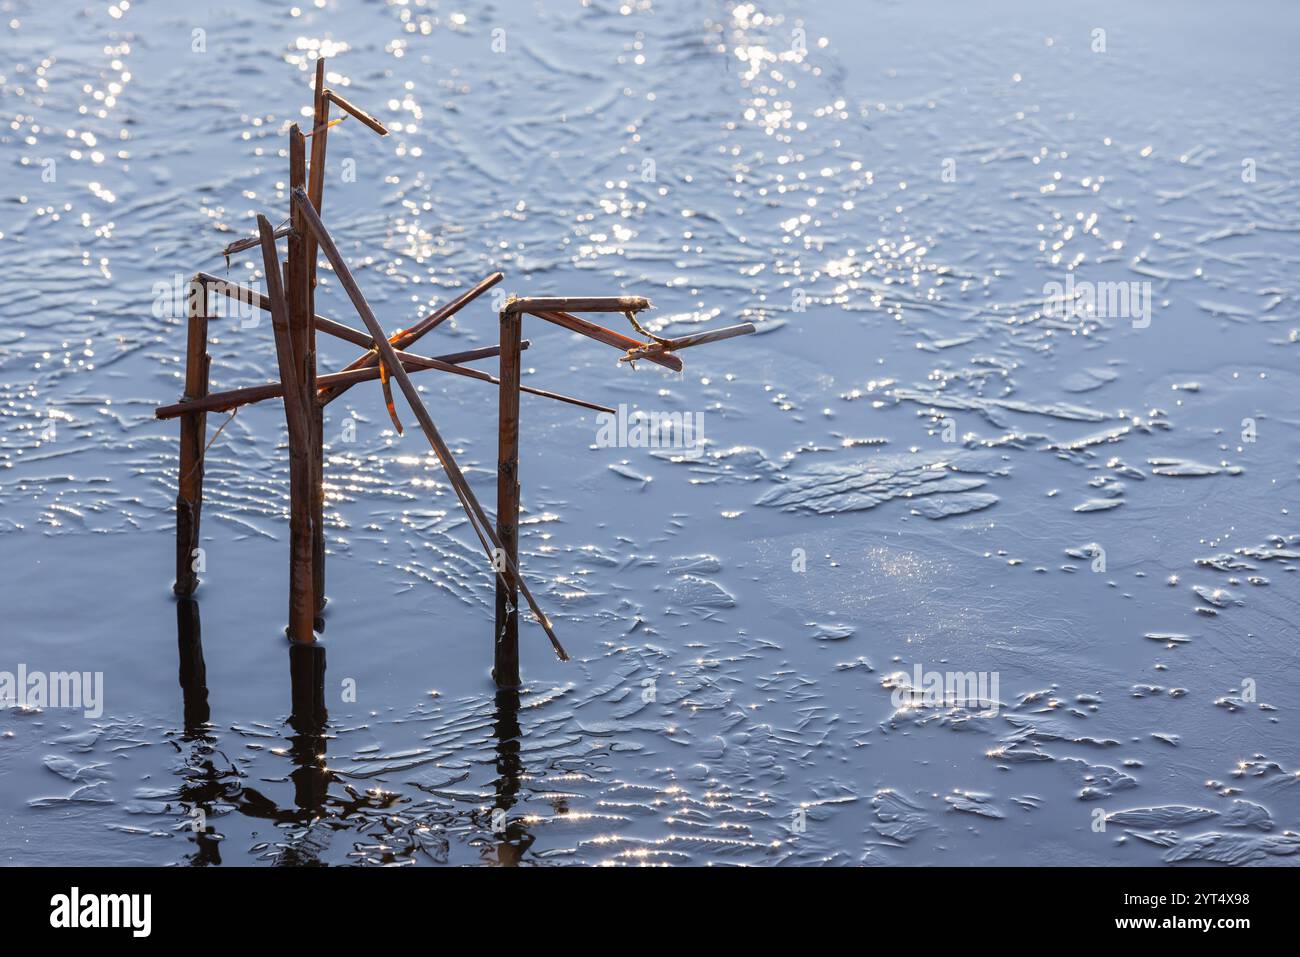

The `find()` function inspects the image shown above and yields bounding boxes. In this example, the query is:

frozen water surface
[1,0,1298,865]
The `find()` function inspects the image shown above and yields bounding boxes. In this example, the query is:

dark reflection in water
[167,611,575,865]
[174,599,223,864]
[170,619,429,865]
[175,598,210,736]
[287,643,329,816]
[278,643,330,865]
[172,610,340,865]
[485,688,534,866]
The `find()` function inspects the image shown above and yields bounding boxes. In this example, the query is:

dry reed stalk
[504,296,649,315]
[292,186,568,663]
[530,309,684,372]
[222,224,290,259]
[324,90,388,136]
[286,124,326,619]
[174,276,210,596]
[618,321,756,363]
[307,57,330,289]
[302,85,330,613]
[258,214,316,642]
[494,307,522,685]
[307,62,331,610]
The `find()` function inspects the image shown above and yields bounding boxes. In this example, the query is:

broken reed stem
[619,321,757,363]
[317,271,504,405]
[494,307,522,686]
[504,296,649,315]
[307,58,329,289]
[305,116,345,138]
[655,321,756,350]
[258,213,315,642]
[391,273,504,350]
[223,223,290,259]
[174,276,210,596]
[154,343,521,420]
[530,309,684,372]
[324,89,388,136]
[201,408,238,457]
[516,380,613,413]
[292,186,568,662]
